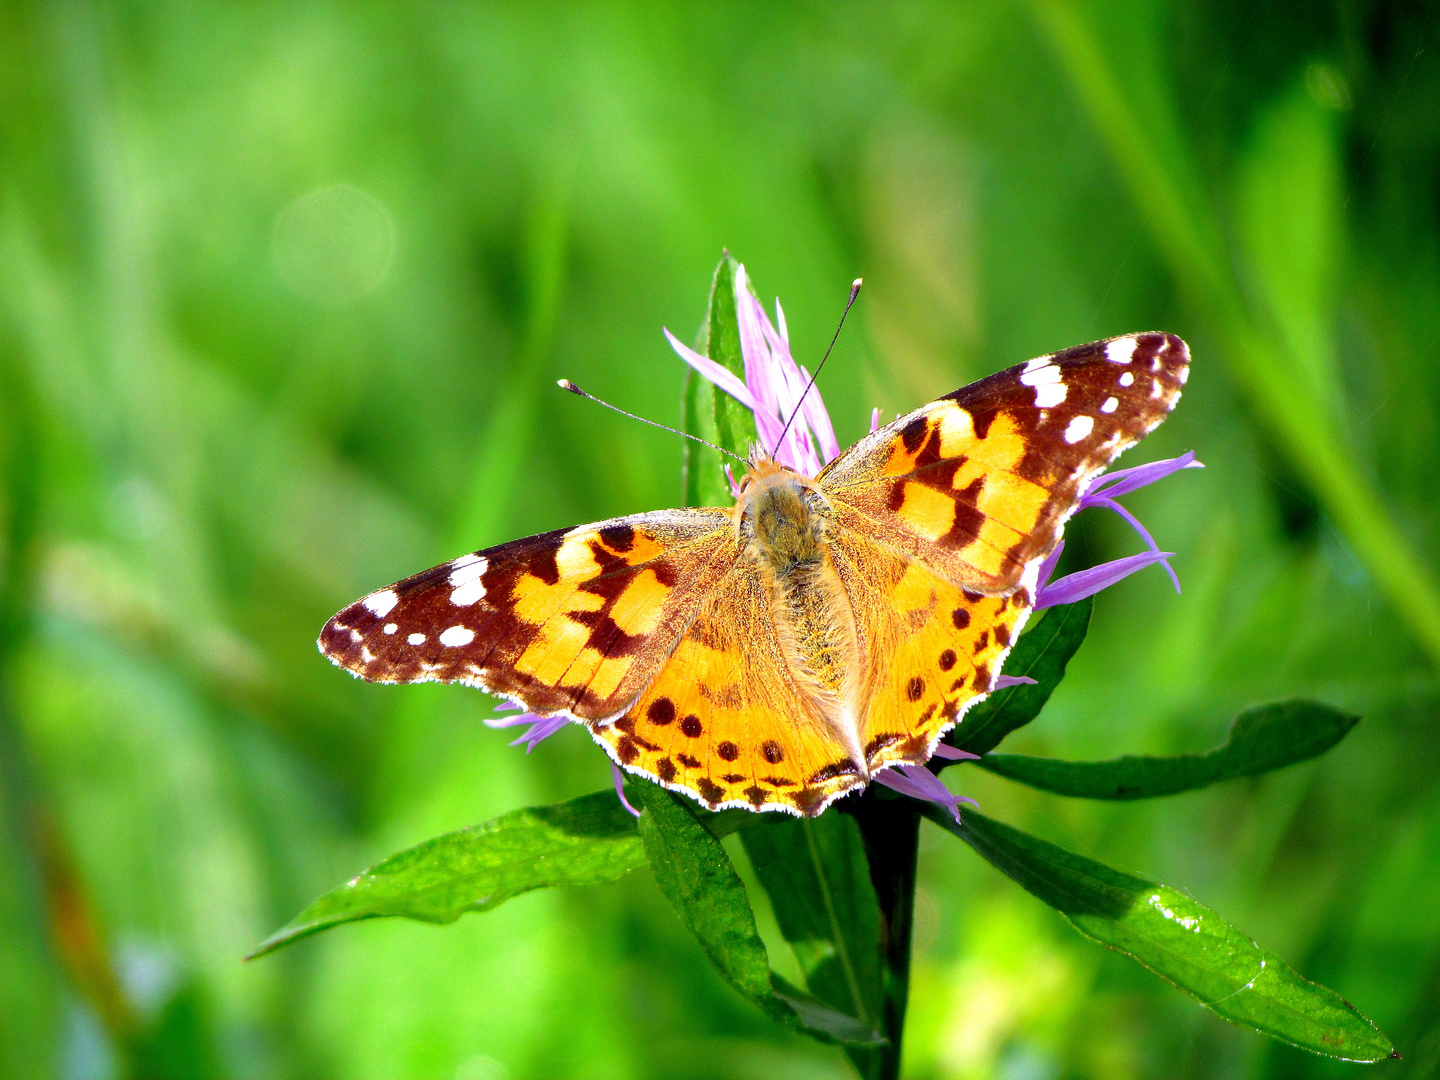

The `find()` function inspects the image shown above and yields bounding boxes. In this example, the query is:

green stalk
[841,793,920,1080]
[1030,0,1440,671]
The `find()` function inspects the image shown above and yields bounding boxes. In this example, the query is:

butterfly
[319,332,1189,816]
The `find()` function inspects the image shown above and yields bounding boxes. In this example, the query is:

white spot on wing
[1019,364,1062,387]
[449,556,487,586]
[1178,366,1190,384]
[450,579,486,606]
[1105,337,1137,363]
[363,589,399,617]
[1034,382,1067,407]
[1022,355,1052,372]
[1063,416,1094,443]
[449,556,489,606]
[1151,380,1164,398]
[1100,396,1118,413]
[383,623,397,634]
[1119,371,1135,387]
[361,646,376,663]
[407,632,426,646]
[349,628,362,643]
[439,625,475,647]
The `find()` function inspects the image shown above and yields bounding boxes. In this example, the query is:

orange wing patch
[819,332,1190,592]
[318,510,735,720]
[592,562,863,815]
[829,531,1031,772]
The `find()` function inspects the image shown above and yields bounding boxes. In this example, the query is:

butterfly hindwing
[318,509,735,720]
[818,332,1189,593]
[591,558,862,814]
[829,530,1033,771]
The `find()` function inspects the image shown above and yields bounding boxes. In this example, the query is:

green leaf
[247,791,646,959]
[682,252,757,506]
[945,598,1092,758]
[741,814,885,1033]
[928,807,1394,1061]
[980,699,1359,799]
[630,780,884,1046]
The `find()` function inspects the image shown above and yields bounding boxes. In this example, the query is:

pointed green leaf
[630,780,884,1046]
[683,252,757,506]
[980,699,1359,799]
[927,807,1394,1061]
[247,791,645,959]
[945,598,1092,758]
[741,814,885,1032]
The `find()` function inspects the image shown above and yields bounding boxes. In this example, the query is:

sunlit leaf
[980,699,1359,798]
[630,780,884,1046]
[945,598,1092,758]
[247,791,645,959]
[929,807,1394,1061]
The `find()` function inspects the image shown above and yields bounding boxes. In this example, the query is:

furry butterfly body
[320,332,1189,816]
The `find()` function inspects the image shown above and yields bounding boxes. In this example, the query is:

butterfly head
[733,454,833,569]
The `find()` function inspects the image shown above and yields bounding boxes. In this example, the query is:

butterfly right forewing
[818,332,1190,593]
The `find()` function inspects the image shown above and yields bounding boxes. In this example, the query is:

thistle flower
[494,265,1199,824]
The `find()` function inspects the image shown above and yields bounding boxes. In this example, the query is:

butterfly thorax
[734,460,863,755]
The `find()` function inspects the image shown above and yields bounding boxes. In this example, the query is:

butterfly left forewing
[318,508,735,720]
[819,332,1189,593]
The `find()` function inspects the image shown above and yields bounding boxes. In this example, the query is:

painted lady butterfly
[320,332,1189,816]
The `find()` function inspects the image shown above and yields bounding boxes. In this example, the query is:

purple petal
[664,328,758,412]
[733,269,785,450]
[484,710,569,752]
[1035,550,1177,610]
[612,763,641,818]
[733,264,837,473]
[1081,494,1180,593]
[1084,451,1202,501]
[1036,540,1066,594]
[931,744,981,761]
[993,675,1038,689]
[872,764,979,824]
[796,365,840,463]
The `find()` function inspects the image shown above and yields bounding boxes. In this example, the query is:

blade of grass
[1029,0,1440,673]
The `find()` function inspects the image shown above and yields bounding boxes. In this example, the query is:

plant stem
[842,792,920,1080]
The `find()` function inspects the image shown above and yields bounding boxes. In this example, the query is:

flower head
[665,265,839,475]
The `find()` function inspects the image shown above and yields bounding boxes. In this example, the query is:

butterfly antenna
[557,380,748,466]
[772,278,862,455]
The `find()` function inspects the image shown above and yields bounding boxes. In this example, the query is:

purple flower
[665,264,839,474]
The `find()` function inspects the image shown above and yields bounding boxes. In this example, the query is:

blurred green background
[3,2,1439,1078]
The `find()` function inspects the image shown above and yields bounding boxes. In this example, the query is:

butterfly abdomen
[738,467,866,767]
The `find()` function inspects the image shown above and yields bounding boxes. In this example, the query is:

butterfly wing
[829,530,1034,773]
[819,332,1189,766]
[318,509,736,721]
[591,558,865,816]
[818,332,1189,593]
